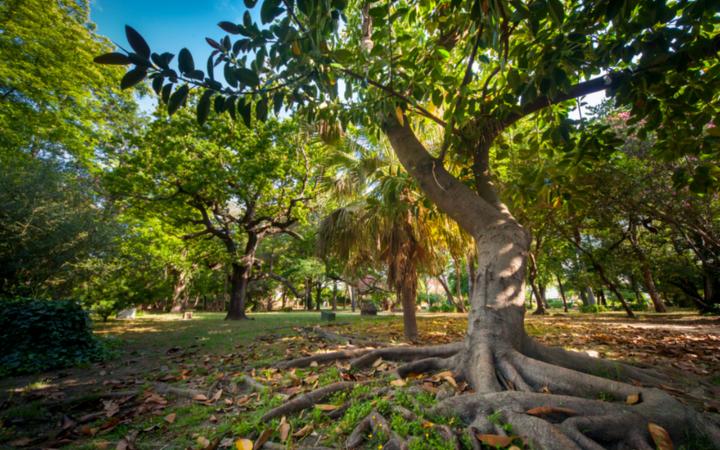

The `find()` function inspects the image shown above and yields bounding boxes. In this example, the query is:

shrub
[579,304,607,313]
[0,298,107,377]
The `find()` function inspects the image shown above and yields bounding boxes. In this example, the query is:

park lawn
[1,310,718,449]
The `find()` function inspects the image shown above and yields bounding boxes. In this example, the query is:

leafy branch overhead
[97,0,718,187]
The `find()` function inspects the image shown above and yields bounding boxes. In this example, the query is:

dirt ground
[1,310,718,449]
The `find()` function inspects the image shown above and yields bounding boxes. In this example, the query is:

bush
[579,304,607,313]
[0,298,107,377]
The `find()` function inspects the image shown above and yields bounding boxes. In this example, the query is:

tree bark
[170,267,190,313]
[528,252,546,315]
[453,257,465,312]
[437,275,456,307]
[399,271,418,342]
[225,262,249,320]
[305,277,312,310]
[466,252,476,301]
[315,282,322,311]
[331,279,338,311]
[556,273,568,312]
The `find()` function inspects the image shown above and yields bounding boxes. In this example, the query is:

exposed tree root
[275,348,372,369]
[350,342,463,370]
[261,381,359,421]
[346,409,406,449]
[264,330,719,449]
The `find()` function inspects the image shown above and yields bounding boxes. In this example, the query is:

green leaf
[161,83,173,103]
[125,25,150,58]
[261,0,284,24]
[197,90,213,124]
[256,97,268,121]
[273,92,284,115]
[178,48,195,74]
[168,84,189,115]
[218,21,242,34]
[244,0,258,7]
[548,0,564,25]
[236,68,260,86]
[237,99,252,127]
[120,68,147,89]
[151,76,164,95]
[94,52,131,65]
[224,64,238,87]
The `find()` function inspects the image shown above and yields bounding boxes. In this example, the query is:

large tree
[100,1,720,447]
[104,110,322,319]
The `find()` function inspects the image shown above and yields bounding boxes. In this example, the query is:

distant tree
[104,110,323,319]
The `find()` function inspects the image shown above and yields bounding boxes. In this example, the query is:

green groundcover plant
[0,298,109,377]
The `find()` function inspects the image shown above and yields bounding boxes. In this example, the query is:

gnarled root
[261,381,359,421]
[432,340,720,450]
[346,409,406,449]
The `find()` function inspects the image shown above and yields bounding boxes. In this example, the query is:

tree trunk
[437,275,456,307]
[453,257,465,312]
[556,273,568,312]
[597,288,607,307]
[399,272,418,342]
[331,279,338,311]
[381,120,718,448]
[466,252,476,301]
[315,282,322,311]
[641,265,666,312]
[170,267,190,313]
[349,285,356,312]
[528,252,545,315]
[225,262,249,320]
[305,277,313,310]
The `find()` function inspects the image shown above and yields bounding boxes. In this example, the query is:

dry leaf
[103,400,120,418]
[278,417,291,442]
[476,434,514,447]
[315,404,337,411]
[626,393,642,405]
[253,429,272,450]
[211,389,223,402]
[193,394,209,402]
[197,436,210,448]
[648,423,673,450]
[372,358,384,368]
[234,438,253,450]
[395,106,404,126]
[293,424,313,437]
[435,371,457,388]
[209,415,218,423]
[525,406,578,417]
[164,413,176,424]
[309,361,319,367]
[390,379,406,387]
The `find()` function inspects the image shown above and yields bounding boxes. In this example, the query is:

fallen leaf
[315,404,337,411]
[390,379,406,387]
[7,437,32,447]
[309,361,319,367]
[209,415,218,423]
[193,394,209,402]
[293,424,313,437]
[103,400,120,418]
[626,393,642,405]
[164,413,176,424]
[476,434,514,447]
[525,406,578,417]
[253,429,272,450]
[372,358,384,368]
[197,436,210,448]
[648,423,673,450]
[278,417,290,442]
[235,438,253,450]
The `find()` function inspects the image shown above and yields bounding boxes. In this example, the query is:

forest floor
[1,310,718,449]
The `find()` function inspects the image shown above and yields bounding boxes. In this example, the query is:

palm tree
[317,130,445,341]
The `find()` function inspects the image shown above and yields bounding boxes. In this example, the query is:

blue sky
[91,0,254,110]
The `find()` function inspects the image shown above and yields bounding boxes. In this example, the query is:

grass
[93,311,393,356]
[1,309,716,449]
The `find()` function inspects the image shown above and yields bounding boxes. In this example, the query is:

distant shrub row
[0,298,108,377]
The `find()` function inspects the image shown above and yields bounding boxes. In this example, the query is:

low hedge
[0,298,107,377]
